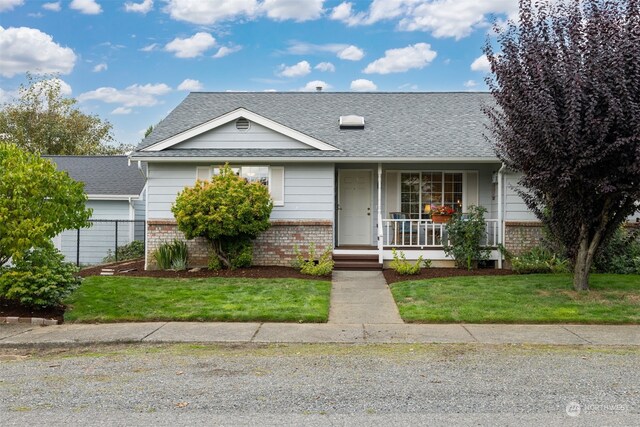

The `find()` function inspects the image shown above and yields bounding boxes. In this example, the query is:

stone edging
[1,316,58,326]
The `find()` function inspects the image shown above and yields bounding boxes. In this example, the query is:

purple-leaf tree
[484,0,640,290]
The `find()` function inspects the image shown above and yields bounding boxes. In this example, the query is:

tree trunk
[572,223,605,291]
[212,239,231,269]
[573,237,590,291]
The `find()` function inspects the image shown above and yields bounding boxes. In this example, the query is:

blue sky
[0,0,514,146]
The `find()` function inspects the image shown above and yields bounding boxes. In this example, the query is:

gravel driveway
[0,343,638,426]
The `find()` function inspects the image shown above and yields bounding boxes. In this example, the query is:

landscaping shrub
[594,226,640,274]
[208,238,253,271]
[172,164,272,269]
[292,243,334,276]
[511,246,569,274]
[102,240,145,263]
[389,248,430,275]
[0,245,81,307]
[153,239,188,270]
[444,206,490,270]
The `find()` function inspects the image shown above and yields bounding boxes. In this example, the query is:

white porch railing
[382,219,499,248]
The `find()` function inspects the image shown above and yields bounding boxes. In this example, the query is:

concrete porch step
[333,260,383,271]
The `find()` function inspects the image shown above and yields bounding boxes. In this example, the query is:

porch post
[377,163,383,264]
[497,163,506,269]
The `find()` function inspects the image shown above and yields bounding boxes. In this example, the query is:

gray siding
[174,120,312,150]
[86,200,130,220]
[504,173,537,221]
[147,162,334,221]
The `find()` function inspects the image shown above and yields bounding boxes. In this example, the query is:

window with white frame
[196,165,285,206]
[400,171,463,219]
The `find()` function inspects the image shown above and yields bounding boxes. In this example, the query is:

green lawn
[64,276,331,323]
[391,274,640,324]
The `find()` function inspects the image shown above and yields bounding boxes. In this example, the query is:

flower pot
[432,214,452,224]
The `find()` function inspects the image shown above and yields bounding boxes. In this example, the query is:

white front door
[338,170,372,245]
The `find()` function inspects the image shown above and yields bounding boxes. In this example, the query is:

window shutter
[385,171,400,216]
[464,171,479,211]
[269,166,285,206]
[195,166,211,182]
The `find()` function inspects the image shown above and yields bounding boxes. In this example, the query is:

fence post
[76,228,80,266]
[115,221,119,262]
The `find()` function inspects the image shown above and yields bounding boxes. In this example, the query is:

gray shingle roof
[131,92,497,160]
[44,156,145,196]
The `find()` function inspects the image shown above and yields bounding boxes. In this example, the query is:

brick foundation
[146,219,333,269]
[504,221,544,255]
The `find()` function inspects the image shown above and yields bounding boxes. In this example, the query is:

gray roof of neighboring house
[44,155,145,196]
[131,92,498,160]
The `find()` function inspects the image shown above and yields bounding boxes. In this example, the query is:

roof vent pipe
[316,86,323,92]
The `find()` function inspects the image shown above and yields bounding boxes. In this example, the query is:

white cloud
[278,60,311,78]
[286,41,364,61]
[261,0,324,22]
[0,87,15,104]
[70,0,102,15]
[92,62,107,72]
[399,0,517,39]
[177,78,203,91]
[163,0,258,25]
[111,107,132,115]
[470,54,491,72]
[0,0,24,12]
[0,26,76,77]
[363,42,436,74]
[124,0,153,14]
[78,83,172,107]
[33,78,72,96]
[350,79,377,91]
[42,2,61,12]
[337,45,364,61]
[463,79,477,88]
[331,0,517,40]
[264,89,277,92]
[213,45,242,58]
[315,62,335,72]
[299,80,331,92]
[140,43,158,52]
[165,32,216,58]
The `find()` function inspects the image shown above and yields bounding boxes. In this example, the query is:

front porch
[335,163,505,266]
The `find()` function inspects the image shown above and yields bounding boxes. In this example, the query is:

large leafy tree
[0,143,92,266]
[0,74,131,155]
[172,164,273,269]
[485,0,640,290]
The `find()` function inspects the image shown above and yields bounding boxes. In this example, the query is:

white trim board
[141,108,340,152]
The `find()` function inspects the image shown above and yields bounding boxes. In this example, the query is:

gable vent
[235,117,250,131]
[339,115,364,129]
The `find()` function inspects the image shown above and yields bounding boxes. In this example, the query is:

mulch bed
[383,267,514,284]
[79,259,331,281]
[0,299,65,323]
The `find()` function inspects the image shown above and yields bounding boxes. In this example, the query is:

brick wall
[504,221,544,255]
[146,219,333,269]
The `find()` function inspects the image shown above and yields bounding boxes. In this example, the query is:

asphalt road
[0,343,638,426]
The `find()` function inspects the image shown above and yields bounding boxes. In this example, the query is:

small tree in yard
[0,143,92,266]
[172,164,273,269]
[485,0,640,290]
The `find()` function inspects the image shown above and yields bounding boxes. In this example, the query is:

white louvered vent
[339,115,364,129]
[235,117,250,131]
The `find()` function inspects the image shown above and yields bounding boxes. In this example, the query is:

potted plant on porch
[428,205,456,223]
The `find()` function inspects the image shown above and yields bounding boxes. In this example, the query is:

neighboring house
[127,93,555,268]
[45,156,146,265]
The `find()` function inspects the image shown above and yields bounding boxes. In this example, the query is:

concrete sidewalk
[329,271,403,324]
[1,322,639,346]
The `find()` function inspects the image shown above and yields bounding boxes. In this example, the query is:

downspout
[497,163,506,269]
[377,163,383,265]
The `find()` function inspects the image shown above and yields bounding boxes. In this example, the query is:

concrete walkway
[1,322,640,346]
[329,270,403,324]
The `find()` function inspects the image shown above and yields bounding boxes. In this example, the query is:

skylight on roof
[339,115,364,129]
